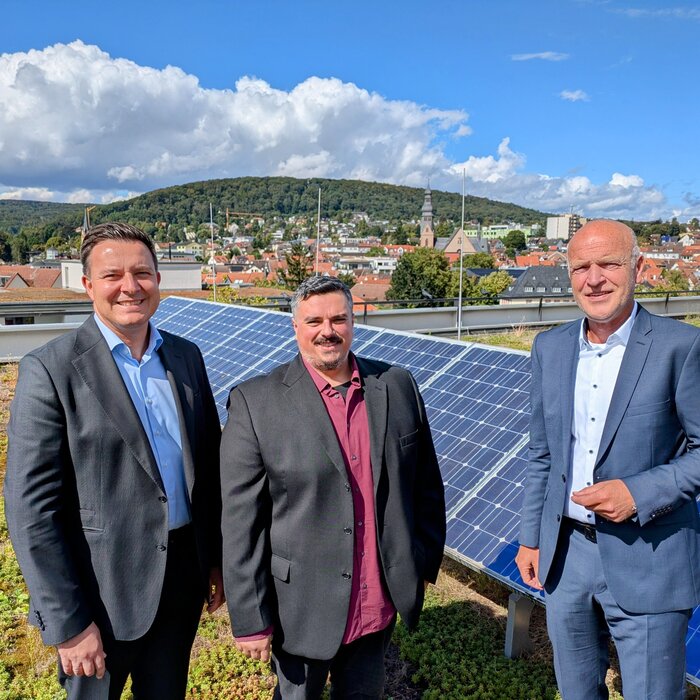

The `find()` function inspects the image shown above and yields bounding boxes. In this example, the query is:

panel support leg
[504,592,535,658]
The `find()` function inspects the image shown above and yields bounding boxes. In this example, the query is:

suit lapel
[357,361,387,493]
[596,308,652,465]
[71,316,164,491]
[282,355,348,478]
[158,334,197,498]
[560,322,580,475]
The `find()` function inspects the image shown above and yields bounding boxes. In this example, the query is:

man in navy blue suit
[516,219,700,699]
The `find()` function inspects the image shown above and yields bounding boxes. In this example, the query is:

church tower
[419,185,435,248]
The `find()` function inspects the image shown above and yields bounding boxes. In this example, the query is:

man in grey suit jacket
[516,219,700,699]
[220,276,445,699]
[4,223,223,699]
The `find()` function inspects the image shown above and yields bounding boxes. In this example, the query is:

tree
[461,252,495,269]
[366,246,386,256]
[276,242,313,290]
[386,248,452,301]
[11,233,29,263]
[502,230,527,257]
[337,271,356,288]
[450,270,513,304]
[0,231,12,262]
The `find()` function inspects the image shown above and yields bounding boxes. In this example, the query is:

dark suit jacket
[4,315,222,646]
[519,306,700,613]
[220,354,446,660]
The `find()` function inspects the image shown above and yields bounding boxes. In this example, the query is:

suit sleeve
[410,373,446,583]
[220,386,274,636]
[518,334,551,548]
[195,345,223,568]
[3,354,92,646]
[623,332,700,526]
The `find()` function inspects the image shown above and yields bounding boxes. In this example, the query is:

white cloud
[0,41,673,220]
[560,89,590,102]
[0,41,470,197]
[614,7,700,21]
[511,51,569,61]
[444,138,666,219]
[610,173,644,188]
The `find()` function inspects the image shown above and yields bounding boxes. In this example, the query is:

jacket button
[556,515,561,522]
[342,572,351,579]
[345,483,351,492]
[159,496,167,503]
[157,544,167,551]
[344,527,352,534]
[561,474,566,482]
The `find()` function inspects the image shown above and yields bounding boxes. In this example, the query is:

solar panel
[152,296,700,685]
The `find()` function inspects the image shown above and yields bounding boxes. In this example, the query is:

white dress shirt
[565,303,638,524]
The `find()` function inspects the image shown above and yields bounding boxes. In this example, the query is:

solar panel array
[153,296,700,684]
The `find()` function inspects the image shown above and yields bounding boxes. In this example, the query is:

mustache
[314,334,342,345]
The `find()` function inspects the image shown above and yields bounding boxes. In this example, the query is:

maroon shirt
[304,354,396,644]
[237,355,395,644]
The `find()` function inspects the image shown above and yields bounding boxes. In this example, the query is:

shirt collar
[578,301,638,350]
[303,352,361,394]
[93,313,162,360]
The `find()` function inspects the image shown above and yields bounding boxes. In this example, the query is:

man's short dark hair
[81,222,158,275]
[290,276,353,317]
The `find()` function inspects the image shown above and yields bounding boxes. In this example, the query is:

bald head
[568,220,639,268]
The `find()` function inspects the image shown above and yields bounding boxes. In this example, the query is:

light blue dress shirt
[94,314,191,529]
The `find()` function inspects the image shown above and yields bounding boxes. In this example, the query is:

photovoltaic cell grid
[153,296,532,590]
[153,296,700,684]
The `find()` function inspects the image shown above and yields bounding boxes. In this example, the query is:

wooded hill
[0,177,548,238]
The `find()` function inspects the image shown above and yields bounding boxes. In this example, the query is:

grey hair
[290,276,353,317]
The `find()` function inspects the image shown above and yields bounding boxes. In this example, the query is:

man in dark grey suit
[220,276,446,699]
[4,222,223,699]
[516,220,700,699]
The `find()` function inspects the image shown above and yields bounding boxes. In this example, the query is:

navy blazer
[519,307,700,613]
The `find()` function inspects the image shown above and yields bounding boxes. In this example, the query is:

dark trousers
[272,618,396,700]
[59,525,203,700]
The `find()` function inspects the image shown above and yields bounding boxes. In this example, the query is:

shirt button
[588,450,594,454]
[591,417,596,422]
[362,583,368,590]
[351,455,358,461]
[358,521,363,527]
[593,384,598,389]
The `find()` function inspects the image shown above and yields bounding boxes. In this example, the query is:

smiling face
[567,220,643,343]
[82,239,161,354]
[292,290,354,381]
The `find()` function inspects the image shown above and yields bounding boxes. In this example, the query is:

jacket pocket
[399,429,419,449]
[271,553,290,583]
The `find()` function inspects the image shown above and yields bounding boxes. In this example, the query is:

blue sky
[0,0,697,220]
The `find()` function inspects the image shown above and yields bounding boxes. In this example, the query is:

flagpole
[210,202,217,302]
[457,170,465,341]
[315,187,321,276]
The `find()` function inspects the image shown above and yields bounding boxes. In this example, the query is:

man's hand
[234,635,272,662]
[57,622,106,679]
[571,479,637,523]
[515,545,543,590]
[207,566,225,613]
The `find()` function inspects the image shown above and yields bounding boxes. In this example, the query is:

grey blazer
[519,306,700,612]
[220,354,446,660]
[4,315,222,646]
